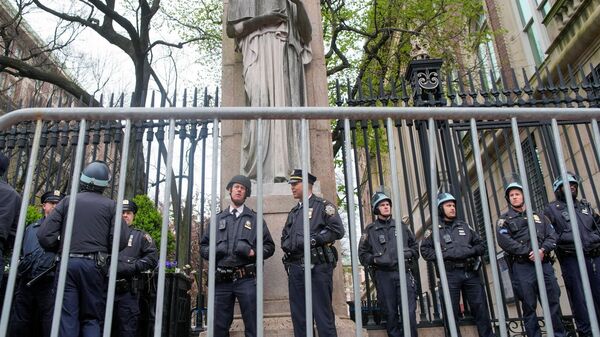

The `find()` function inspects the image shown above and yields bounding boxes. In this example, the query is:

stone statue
[227,0,313,183]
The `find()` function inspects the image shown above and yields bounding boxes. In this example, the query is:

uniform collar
[298,194,313,207]
[228,204,245,217]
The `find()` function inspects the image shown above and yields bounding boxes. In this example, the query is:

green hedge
[131,194,175,256]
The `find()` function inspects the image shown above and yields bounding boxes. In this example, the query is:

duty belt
[444,259,475,271]
[283,244,337,266]
[215,264,256,283]
[68,253,96,260]
[373,259,414,272]
[559,248,600,258]
[511,254,553,264]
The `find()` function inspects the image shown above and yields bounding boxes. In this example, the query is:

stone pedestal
[220,0,355,335]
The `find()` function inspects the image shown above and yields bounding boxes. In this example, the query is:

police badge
[325,204,336,216]
[424,229,432,239]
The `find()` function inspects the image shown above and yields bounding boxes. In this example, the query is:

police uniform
[9,191,62,337]
[37,162,128,337]
[358,217,419,337]
[544,196,600,337]
[281,191,345,337]
[113,204,158,337]
[496,208,565,337]
[420,219,494,337]
[0,152,22,283]
[200,204,275,337]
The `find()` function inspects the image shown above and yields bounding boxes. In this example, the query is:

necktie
[231,208,237,217]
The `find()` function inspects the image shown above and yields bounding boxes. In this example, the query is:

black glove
[216,241,228,259]
[374,254,394,268]
[235,240,252,257]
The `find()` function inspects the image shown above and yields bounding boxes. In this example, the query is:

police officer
[496,181,565,337]
[543,173,600,337]
[0,152,22,283]
[358,191,419,337]
[420,193,494,337]
[37,160,128,337]
[200,175,275,337]
[9,190,64,337]
[281,169,345,337]
[113,199,158,337]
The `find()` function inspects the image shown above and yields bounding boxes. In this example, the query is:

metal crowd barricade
[0,106,599,337]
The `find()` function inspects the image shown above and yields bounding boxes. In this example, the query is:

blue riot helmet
[371,191,392,215]
[552,172,579,192]
[552,172,580,200]
[437,192,457,219]
[80,161,110,192]
[437,192,456,207]
[504,181,523,203]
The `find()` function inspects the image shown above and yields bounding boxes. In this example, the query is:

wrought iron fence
[334,60,600,337]
[0,60,598,337]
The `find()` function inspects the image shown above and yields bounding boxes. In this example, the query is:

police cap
[288,169,317,184]
[122,199,138,214]
[41,190,64,204]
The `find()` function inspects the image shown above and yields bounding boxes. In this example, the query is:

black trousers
[445,268,495,337]
[9,276,55,337]
[288,262,337,337]
[374,269,418,337]
[214,277,257,337]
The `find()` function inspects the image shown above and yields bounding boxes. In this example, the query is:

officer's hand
[248,249,255,257]
[216,241,228,259]
[374,254,394,267]
[529,249,544,262]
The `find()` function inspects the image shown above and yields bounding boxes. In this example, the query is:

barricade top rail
[1,106,600,130]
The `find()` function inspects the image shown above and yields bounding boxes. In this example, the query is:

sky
[16,1,223,219]
[20,0,221,101]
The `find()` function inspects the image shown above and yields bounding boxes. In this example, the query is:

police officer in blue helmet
[10,190,64,337]
[420,192,495,337]
[496,178,565,337]
[38,161,129,337]
[359,190,419,337]
[543,172,600,337]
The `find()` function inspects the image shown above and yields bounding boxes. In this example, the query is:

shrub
[131,194,175,256]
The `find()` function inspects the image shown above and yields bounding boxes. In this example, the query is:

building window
[475,15,501,86]
[522,134,547,210]
[535,0,552,18]
[515,0,547,66]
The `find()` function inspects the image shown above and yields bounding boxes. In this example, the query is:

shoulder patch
[424,229,432,239]
[325,204,336,216]
[144,233,153,243]
[360,233,368,242]
[496,218,505,228]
